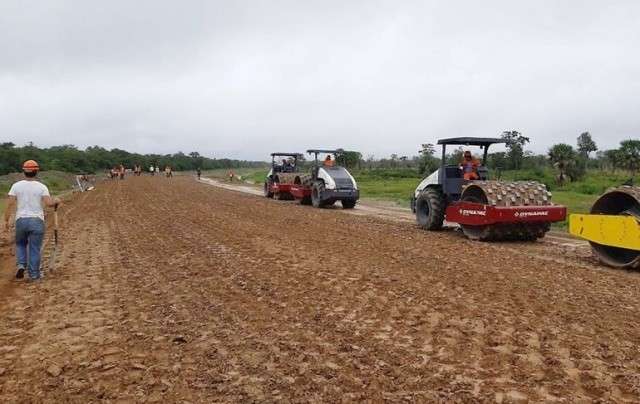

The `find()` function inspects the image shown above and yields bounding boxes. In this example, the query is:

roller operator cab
[289,149,360,209]
[264,152,303,200]
[411,137,567,241]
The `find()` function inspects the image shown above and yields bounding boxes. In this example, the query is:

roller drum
[294,174,313,187]
[274,173,299,185]
[459,181,554,241]
[587,186,640,268]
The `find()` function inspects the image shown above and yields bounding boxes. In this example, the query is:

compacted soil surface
[1,176,639,403]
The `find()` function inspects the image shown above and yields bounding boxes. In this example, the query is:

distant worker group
[107,164,176,179]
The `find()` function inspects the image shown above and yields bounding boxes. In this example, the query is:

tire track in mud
[1,176,640,402]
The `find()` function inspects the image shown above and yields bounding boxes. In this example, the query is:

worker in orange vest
[323,155,335,167]
[460,151,480,180]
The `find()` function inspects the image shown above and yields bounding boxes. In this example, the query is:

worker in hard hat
[3,160,60,281]
[460,151,480,180]
[323,155,335,167]
[282,159,295,172]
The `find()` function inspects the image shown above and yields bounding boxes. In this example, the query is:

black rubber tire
[342,199,357,209]
[416,188,445,230]
[300,195,312,205]
[311,182,326,208]
[264,181,273,198]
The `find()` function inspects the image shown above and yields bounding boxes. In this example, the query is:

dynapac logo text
[514,211,549,217]
[459,209,486,216]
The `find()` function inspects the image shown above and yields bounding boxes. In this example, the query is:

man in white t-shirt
[3,160,60,281]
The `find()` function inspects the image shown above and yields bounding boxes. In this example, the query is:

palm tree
[548,144,577,185]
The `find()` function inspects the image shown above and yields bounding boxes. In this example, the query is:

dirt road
[1,176,640,402]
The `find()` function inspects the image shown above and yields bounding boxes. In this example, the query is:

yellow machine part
[569,214,640,251]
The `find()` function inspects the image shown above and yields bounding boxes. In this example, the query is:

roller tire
[311,182,326,208]
[416,188,445,230]
[263,181,273,198]
[342,199,357,209]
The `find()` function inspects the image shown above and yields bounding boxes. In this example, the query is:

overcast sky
[1,1,639,160]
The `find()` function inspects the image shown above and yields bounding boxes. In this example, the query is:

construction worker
[3,160,60,281]
[196,167,202,180]
[460,150,480,180]
[280,159,290,172]
[324,155,335,167]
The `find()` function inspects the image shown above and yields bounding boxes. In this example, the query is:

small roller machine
[569,186,640,268]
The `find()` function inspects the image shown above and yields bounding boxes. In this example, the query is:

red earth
[1,176,639,402]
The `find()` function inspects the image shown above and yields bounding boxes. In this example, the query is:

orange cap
[22,160,40,173]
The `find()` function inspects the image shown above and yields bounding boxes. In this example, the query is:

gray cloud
[1,0,639,160]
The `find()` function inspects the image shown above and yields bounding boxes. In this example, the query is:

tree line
[2,134,638,182]
[0,142,266,175]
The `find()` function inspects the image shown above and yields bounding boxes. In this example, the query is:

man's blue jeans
[15,217,45,279]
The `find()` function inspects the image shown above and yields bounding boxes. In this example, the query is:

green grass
[348,168,421,205]
[242,170,269,184]
[203,168,268,184]
[355,177,417,205]
[549,191,598,229]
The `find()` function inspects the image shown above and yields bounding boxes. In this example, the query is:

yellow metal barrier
[569,214,640,250]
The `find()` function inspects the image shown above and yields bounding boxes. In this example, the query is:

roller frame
[267,182,294,198]
[568,185,640,268]
[570,213,640,251]
[446,201,567,226]
[290,185,312,199]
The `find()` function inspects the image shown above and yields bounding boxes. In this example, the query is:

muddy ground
[1,176,640,403]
